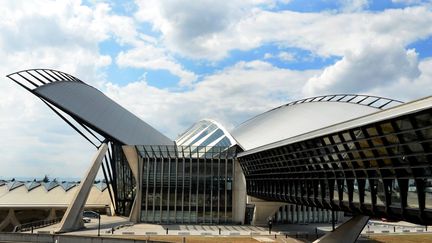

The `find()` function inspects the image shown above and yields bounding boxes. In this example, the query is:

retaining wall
[0,232,168,243]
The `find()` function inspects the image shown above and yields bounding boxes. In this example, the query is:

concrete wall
[122,146,142,223]
[248,196,286,226]
[0,233,166,243]
[232,160,246,224]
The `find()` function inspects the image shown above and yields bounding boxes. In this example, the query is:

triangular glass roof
[42,181,59,191]
[60,181,77,191]
[25,181,41,191]
[6,181,24,191]
[95,181,107,191]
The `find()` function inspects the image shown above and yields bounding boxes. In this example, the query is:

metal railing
[6,68,84,92]
[276,94,403,110]
[13,217,62,233]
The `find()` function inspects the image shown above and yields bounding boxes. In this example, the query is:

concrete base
[57,143,108,233]
[232,160,246,224]
[0,209,20,231]
[313,215,369,243]
[122,146,142,223]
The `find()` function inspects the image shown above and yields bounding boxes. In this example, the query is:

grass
[363,234,432,243]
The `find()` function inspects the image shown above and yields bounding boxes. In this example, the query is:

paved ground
[30,216,431,243]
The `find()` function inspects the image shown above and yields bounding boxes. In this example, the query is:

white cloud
[116,44,197,86]
[135,2,432,60]
[303,42,420,95]
[392,0,424,5]
[0,0,119,178]
[264,52,296,62]
[134,0,268,59]
[339,0,370,12]
[278,52,296,62]
[367,57,432,101]
[263,53,273,59]
[105,60,319,138]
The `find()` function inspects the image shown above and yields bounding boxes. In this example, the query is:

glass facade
[274,204,342,224]
[239,108,432,225]
[112,143,136,216]
[176,119,235,148]
[136,145,236,224]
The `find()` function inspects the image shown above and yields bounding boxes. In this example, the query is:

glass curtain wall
[112,143,136,216]
[136,145,235,224]
[239,108,432,224]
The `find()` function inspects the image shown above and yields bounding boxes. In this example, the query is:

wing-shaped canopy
[7,69,173,146]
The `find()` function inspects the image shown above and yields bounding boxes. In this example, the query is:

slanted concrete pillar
[313,215,369,243]
[0,209,20,231]
[46,208,57,220]
[122,145,142,223]
[248,196,286,226]
[232,160,246,224]
[57,143,108,233]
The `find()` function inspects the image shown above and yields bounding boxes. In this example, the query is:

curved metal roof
[7,69,173,146]
[231,94,404,151]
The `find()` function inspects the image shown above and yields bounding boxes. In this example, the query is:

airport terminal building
[6,69,432,233]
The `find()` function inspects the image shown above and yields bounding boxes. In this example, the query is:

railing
[7,68,84,92]
[277,94,403,110]
[13,217,62,233]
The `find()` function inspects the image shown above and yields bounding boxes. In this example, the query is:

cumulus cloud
[134,0,264,59]
[367,57,432,101]
[105,60,319,138]
[392,0,424,5]
[303,42,420,95]
[135,2,432,60]
[0,0,119,178]
[278,52,296,62]
[116,44,197,86]
[339,0,370,12]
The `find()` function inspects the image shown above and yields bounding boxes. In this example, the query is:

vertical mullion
[152,157,157,222]
[181,154,185,224]
[189,148,193,223]
[225,157,228,222]
[232,157,235,222]
[210,157,214,224]
[196,154,200,223]
[160,155,164,223]
[217,157,221,223]
[203,148,207,224]
[174,156,179,223]
[145,157,150,221]
[167,156,171,224]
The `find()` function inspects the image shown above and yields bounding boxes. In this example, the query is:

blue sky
[95,0,432,89]
[1,0,432,179]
